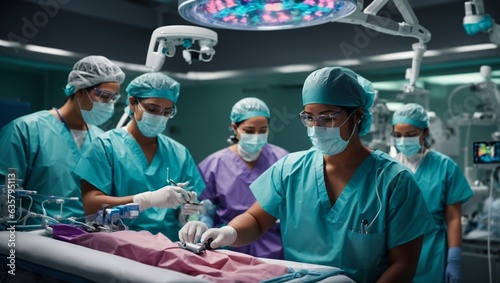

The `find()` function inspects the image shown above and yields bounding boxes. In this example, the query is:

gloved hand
[178,203,205,225]
[175,181,198,203]
[445,247,461,283]
[133,185,190,211]
[178,221,208,243]
[200,226,237,249]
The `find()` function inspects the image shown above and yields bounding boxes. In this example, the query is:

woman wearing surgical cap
[178,97,288,259]
[0,55,124,224]
[181,67,435,282]
[74,72,205,240]
[392,103,473,283]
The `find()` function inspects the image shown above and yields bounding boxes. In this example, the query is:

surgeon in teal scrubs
[392,103,473,283]
[0,56,125,224]
[181,67,435,283]
[74,72,205,240]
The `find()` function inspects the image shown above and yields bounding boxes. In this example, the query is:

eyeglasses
[136,99,177,118]
[91,88,121,103]
[299,109,346,127]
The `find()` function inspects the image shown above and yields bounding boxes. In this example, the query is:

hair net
[230,97,271,123]
[126,72,180,104]
[392,103,429,129]
[64,55,125,96]
[302,66,375,136]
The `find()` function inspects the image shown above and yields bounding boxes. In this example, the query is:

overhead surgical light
[463,0,500,45]
[178,0,430,95]
[145,25,218,71]
[178,0,357,30]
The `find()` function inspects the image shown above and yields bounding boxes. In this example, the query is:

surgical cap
[64,55,125,96]
[230,97,271,123]
[302,66,375,136]
[392,103,429,129]
[126,72,180,104]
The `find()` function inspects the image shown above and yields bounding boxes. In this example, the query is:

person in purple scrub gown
[179,97,288,259]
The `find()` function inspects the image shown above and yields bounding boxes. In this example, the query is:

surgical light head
[178,0,357,31]
[463,0,500,45]
[145,25,218,71]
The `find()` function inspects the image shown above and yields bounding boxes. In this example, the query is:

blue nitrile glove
[445,247,461,283]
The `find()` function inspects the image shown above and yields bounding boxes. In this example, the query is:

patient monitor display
[473,141,500,164]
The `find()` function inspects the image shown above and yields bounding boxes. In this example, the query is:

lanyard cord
[54,108,91,143]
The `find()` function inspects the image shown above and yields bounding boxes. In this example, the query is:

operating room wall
[0,61,497,170]
[0,62,310,163]
[170,82,309,162]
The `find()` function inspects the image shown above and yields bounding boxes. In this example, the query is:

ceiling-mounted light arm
[338,0,431,92]
[406,42,426,92]
[145,25,218,71]
[363,0,390,17]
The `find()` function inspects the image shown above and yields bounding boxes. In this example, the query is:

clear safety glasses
[299,109,346,128]
[92,88,121,103]
[136,99,177,118]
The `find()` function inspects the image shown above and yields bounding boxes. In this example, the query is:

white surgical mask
[307,111,356,156]
[79,92,114,126]
[135,111,169,138]
[237,130,268,162]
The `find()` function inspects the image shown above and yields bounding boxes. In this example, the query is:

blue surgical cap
[230,97,271,123]
[392,103,429,129]
[64,55,125,96]
[126,72,180,104]
[302,66,375,136]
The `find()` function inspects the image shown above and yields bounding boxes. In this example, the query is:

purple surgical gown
[198,143,288,259]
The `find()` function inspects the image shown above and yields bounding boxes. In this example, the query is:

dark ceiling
[0,0,499,84]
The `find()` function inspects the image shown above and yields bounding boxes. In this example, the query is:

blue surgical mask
[394,136,422,156]
[135,111,169,138]
[307,112,357,156]
[237,131,268,161]
[79,93,114,126]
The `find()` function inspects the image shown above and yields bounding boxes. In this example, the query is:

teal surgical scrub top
[0,110,103,223]
[73,128,205,240]
[251,148,436,283]
[404,150,473,283]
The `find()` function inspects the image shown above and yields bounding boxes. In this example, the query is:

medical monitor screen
[473,141,500,164]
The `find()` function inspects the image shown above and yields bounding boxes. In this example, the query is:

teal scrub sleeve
[73,137,113,194]
[386,169,436,249]
[445,161,473,205]
[250,158,286,219]
[0,121,30,182]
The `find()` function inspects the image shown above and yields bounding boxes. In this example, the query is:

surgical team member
[73,72,205,240]
[0,55,125,223]
[181,66,435,283]
[180,97,288,259]
[392,103,473,283]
